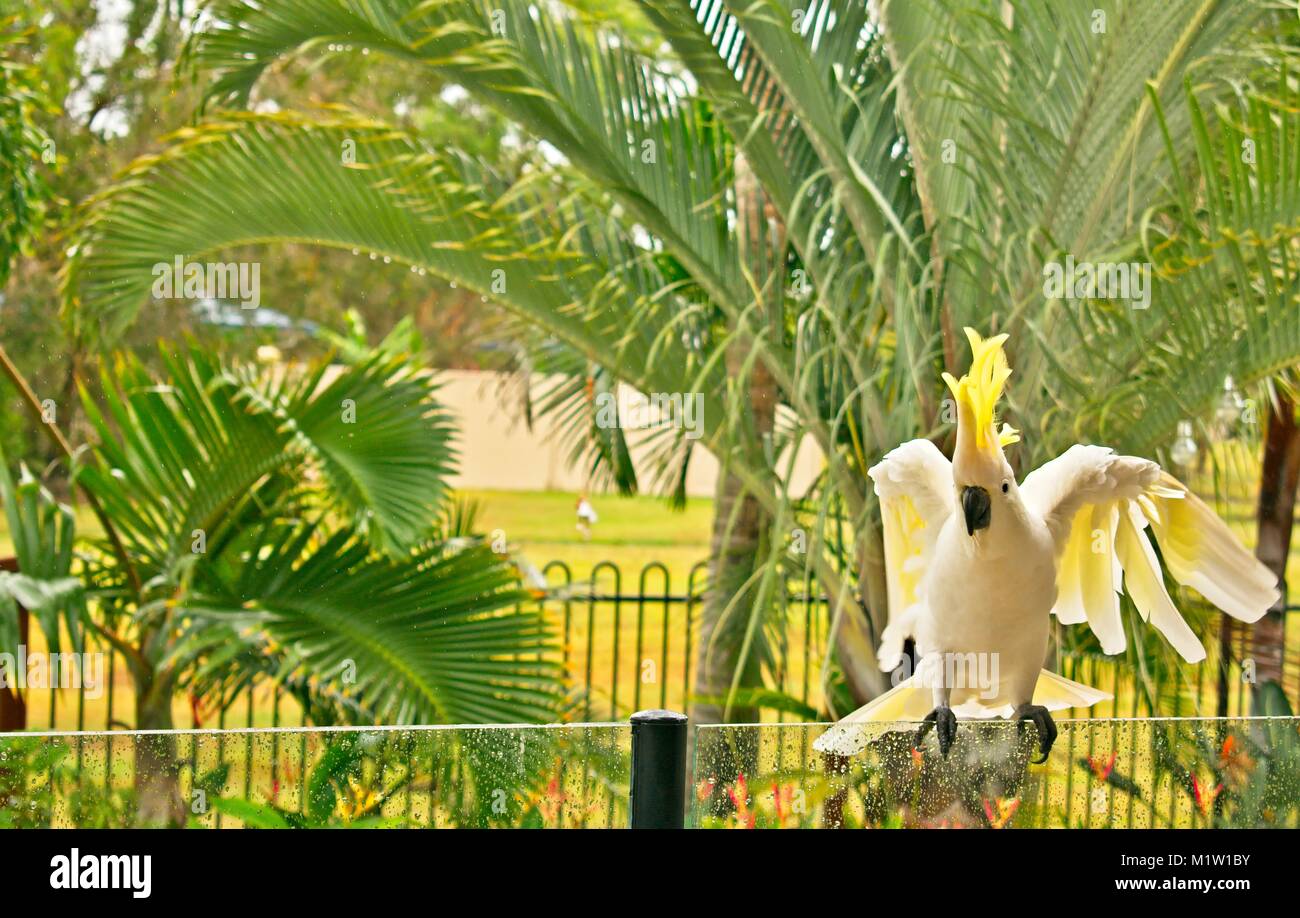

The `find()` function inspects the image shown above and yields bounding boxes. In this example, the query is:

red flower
[1087,752,1116,781]
[695,775,717,803]
[1218,734,1254,786]
[1191,774,1224,816]
[982,797,1020,829]
[726,774,754,829]
[538,769,567,824]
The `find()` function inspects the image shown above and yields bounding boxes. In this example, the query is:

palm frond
[1033,72,1300,459]
[274,355,458,554]
[188,0,746,311]
[76,346,292,577]
[711,0,920,266]
[182,527,568,724]
[0,448,84,657]
[76,343,461,567]
[66,111,719,416]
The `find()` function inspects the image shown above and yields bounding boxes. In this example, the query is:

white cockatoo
[815,328,1279,761]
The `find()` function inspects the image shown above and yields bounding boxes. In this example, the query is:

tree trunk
[134,671,185,827]
[690,148,777,732]
[0,558,27,732]
[693,370,774,704]
[850,531,893,700]
[690,350,776,815]
[1245,391,1299,713]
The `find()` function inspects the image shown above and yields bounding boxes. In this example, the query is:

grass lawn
[457,488,713,586]
[0,490,713,582]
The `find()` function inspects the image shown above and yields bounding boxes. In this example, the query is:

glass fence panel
[0,724,631,828]
[691,718,1300,828]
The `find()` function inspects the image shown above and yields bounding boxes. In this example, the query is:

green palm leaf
[76,343,461,567]
[274,355,458,554]
[187,0,746,311]
[0,448,84,657]
[1074,76,1300,456]
[76,347,290,577]
[711,0,920,266]
[66,111,719,421]
[182,526,567,724]
[884,0,1270,338]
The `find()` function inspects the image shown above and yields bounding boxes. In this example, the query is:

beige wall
[438,369,824,497]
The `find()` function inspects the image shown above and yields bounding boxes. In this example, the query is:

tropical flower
[335,775,382,822]
[1087,752,1116,781]
[726,774,754,829]
[1190,774,1224,817]
[770,782,801,828]
[536,763,568,825]
[695,775,717,803]
[982,797,1020,829]
[1217,735,1254,788]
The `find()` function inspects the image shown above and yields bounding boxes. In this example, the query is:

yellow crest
[941,327,1020,451]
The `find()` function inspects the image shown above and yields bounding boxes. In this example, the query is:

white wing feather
[1022,445,1278,661]
[867,439,953,671]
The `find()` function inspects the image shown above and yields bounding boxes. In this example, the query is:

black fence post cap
[630,709,688,725]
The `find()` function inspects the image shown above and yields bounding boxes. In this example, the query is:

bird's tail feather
[811,668,1112,757]
[1032,667,1112,710]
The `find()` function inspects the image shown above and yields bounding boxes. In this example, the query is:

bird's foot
[916,705,957,758]
[1014,704,1057,763]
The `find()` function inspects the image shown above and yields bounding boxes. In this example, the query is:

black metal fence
[4,559,835,732]
[5,559,1298,733]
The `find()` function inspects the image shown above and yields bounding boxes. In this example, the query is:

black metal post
[629,709,687,828]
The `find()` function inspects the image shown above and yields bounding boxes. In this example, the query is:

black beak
[962,486,991,536]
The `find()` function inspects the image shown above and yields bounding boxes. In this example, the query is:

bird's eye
[1001,481,1010,493]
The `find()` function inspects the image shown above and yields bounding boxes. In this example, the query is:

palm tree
[1,343,568,824]
[66,0,1300,719]
[2,9,566,828]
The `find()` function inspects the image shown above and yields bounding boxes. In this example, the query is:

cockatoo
[815,328,1279,762]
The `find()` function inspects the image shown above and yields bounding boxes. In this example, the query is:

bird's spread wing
[868,439,954,670]
[1021,444,1279,662]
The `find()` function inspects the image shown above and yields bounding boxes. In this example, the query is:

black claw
[916,705,957,758]
[1015,704,1057,763]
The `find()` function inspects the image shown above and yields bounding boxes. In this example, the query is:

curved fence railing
[3,716,1297,828]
